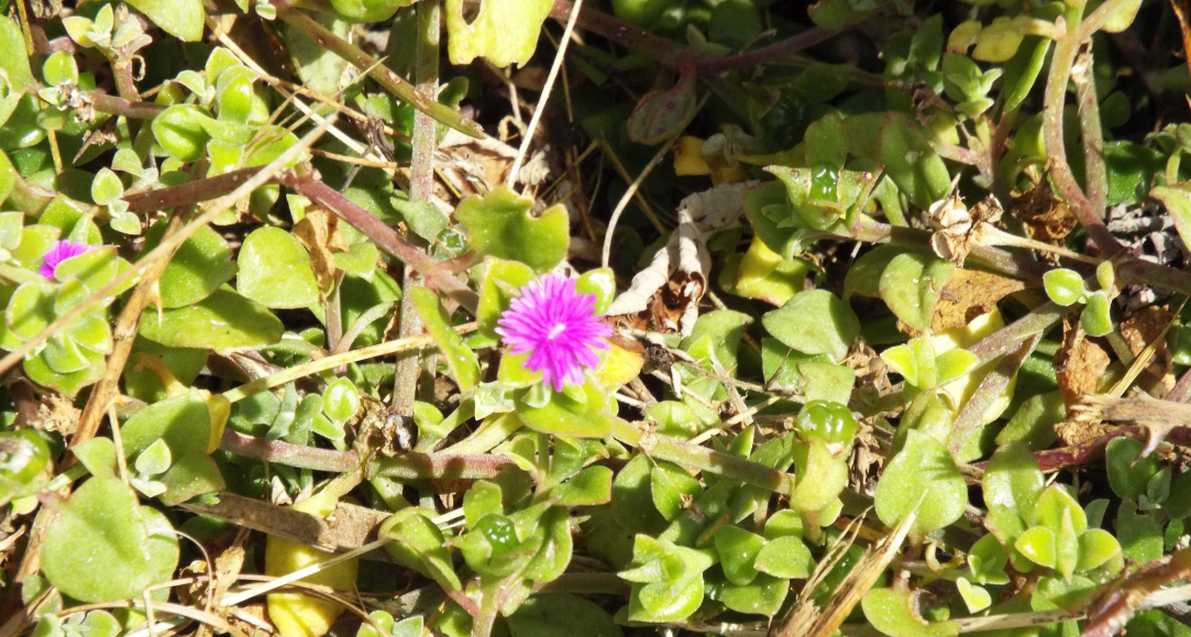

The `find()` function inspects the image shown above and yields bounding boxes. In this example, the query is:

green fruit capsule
[611,0,673,28]
[330,0,412,23]
[0,429,51,502]
[476,514,519,556]
[795,400,858,447]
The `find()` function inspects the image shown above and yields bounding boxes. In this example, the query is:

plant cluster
[3,1,1191,637]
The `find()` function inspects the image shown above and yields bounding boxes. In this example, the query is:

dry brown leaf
[1014,181,1077,245]
[439,129,521,195]
[181,492,388,553]
[1055,320,1111,409]
[608,182,754,335]
[931,268,1027,332]
[1120,305,1176,395]
[293,206,340,295]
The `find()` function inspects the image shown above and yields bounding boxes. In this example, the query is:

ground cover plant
[4,0,1191,636]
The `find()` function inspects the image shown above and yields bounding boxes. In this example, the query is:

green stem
[1071,48,1107,216]
[220,328,475,404]
[88,90,164,119]
[610,420,796,496]
[471,582,502,637]
[839,217,1044,281]
[392,0,441,416]
[441,414,523,455]
[969,303,1065,364]
[1041,0,1122,255]
[124,167,260,214]
[272,1,483,138]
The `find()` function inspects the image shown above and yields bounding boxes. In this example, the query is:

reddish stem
[370,452,518,482]
[124,167,261,213]
[88,90,164,120]
[279,171,479,313]
[219,429,360,472]
[548,0,841,73]
[1026,425,1191,473]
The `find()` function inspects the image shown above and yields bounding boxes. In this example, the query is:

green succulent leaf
[983,443,1044,519]
[41,477,180,603]
[236,226,321,309]
[121,391,225,505]
[1015,525,1057,569]
[444,0,553,67]
[878,253,953,333]
[125,0,205,41]
[457,187,569,272]
[379,508,462,591]
[146,221,236,309]
[1042,268,1086,306]
[650,461,700,521]
[409,287,480,391]
[754,535,813,579]
[139,288,283,350]
[711,573,789,617]
[1106,437,1162,500]
[762,289,859,362]
[861,587,958,637]
[875,431,967,536]
[713,526,765,586]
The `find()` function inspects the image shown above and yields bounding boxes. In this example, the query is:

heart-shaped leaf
[875,430,967,536]
[236,226,320,309]
[879,252,953,332]
[762,289,859,362]
[956,577,991,613]
[41,477,180,603]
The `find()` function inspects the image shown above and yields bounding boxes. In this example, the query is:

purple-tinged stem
[220,429,360,472]
[279,171,479,313]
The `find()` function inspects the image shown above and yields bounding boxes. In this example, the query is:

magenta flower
[496,273,613,392]
[39,240,93,279]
